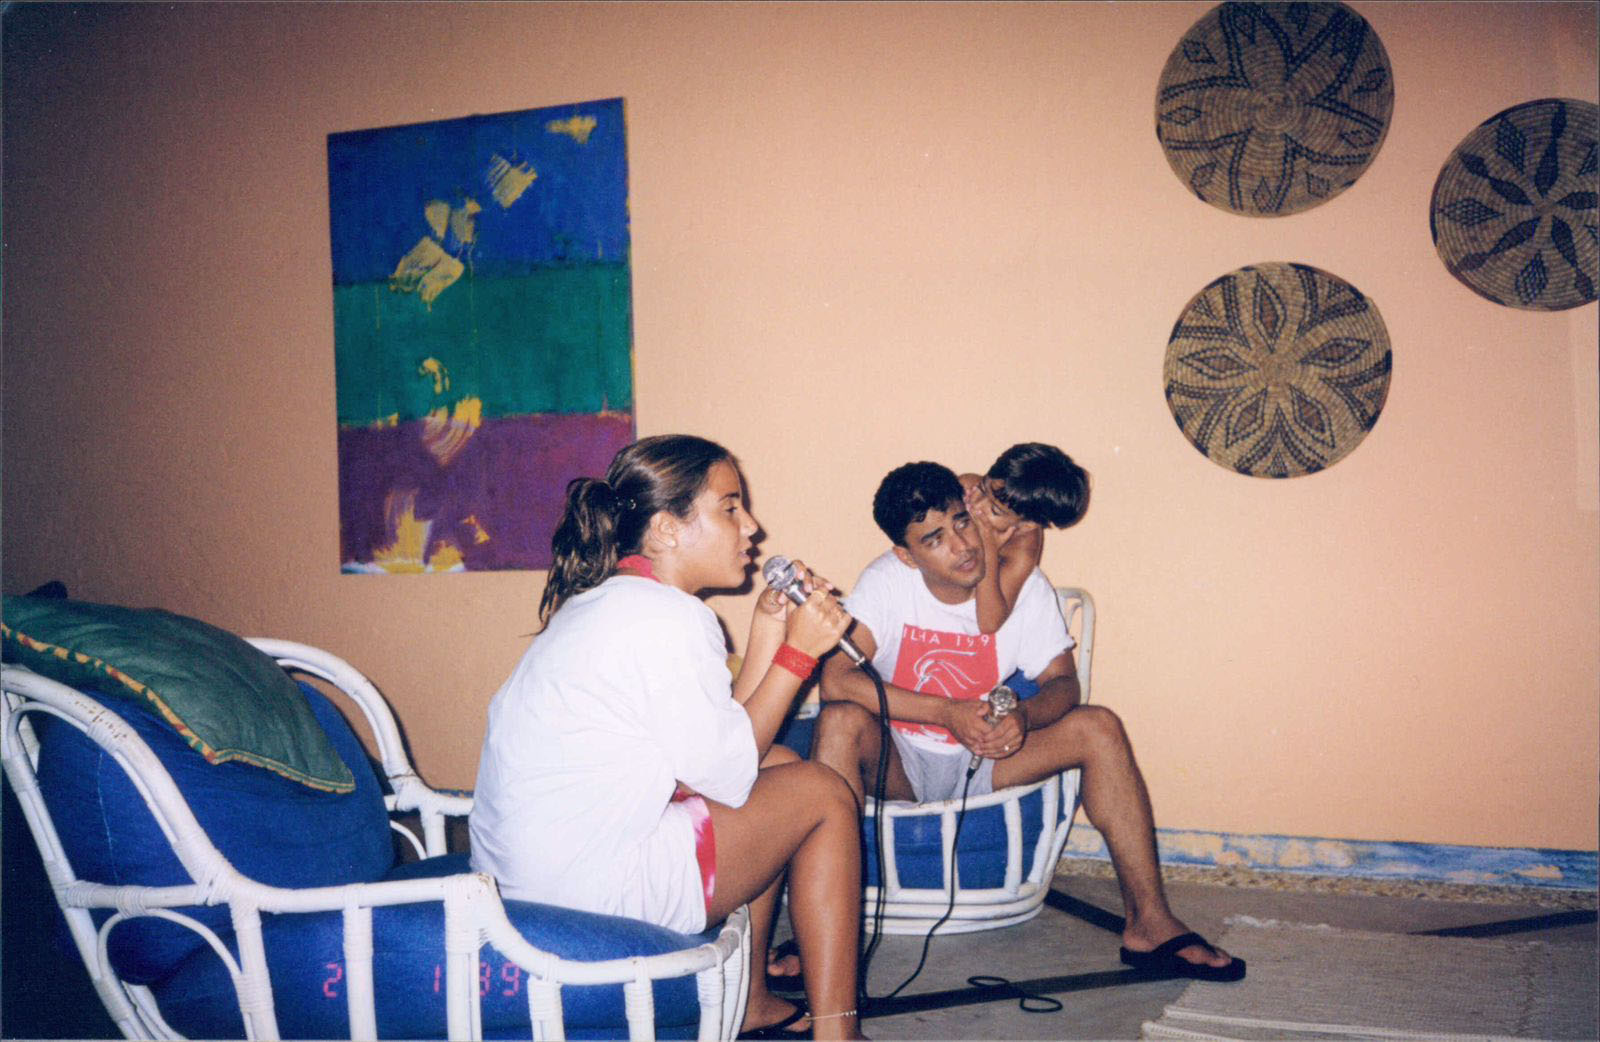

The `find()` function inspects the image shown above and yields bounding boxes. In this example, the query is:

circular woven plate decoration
[1164,262,1392,478]
[1430,97,1599,310]
[1155,1,1393,217]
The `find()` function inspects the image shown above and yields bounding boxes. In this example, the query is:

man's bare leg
[812,701,917,808]
[991,705,1235,970]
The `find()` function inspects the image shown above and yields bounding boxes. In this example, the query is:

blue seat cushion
[33,681,392,983]
[150,855,720,1040]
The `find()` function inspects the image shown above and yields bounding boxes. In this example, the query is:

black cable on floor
[963,975,1063,1013]
[860,966,1185,1020]
[865,753,1063,1017]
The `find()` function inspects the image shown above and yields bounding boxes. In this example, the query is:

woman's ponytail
[539,477,624,624]
[538,434,734,626]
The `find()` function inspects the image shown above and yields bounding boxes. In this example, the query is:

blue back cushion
[149,855,714,1041]
[33,681,393,983]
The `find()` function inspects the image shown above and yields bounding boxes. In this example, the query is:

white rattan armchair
[862,587,1094,934]
[1,639,750,1041]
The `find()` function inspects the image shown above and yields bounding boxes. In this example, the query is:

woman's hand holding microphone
[760,559,852,661]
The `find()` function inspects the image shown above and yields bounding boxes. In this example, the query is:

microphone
[969,684,1019,771]
[761,555,869,666]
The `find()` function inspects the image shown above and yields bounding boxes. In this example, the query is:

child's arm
[961,473,1017,634]
[995,525,1042,617]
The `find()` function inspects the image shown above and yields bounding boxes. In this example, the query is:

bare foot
[766,945,801,980]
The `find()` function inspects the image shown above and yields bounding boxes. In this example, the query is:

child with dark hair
[959,442,1090,633]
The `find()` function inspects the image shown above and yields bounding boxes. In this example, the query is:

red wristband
[772,643,819,680]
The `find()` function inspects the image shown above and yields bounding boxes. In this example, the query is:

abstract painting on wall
[328,98,634,573]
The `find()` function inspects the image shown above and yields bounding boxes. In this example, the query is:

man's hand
[945,699,1028,760]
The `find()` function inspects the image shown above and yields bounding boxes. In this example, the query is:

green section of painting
[333,263,634,425]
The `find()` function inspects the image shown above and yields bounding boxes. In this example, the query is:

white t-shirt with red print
[844,550,1074,755]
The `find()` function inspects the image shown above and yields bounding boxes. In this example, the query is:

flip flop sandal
[1120,931,1247,982]
[737,997,811,1040]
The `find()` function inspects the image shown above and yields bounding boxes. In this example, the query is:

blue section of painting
[327,98,629,284]
[1065,825,1598,891]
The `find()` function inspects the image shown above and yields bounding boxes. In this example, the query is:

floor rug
[1142,916,1597,1041]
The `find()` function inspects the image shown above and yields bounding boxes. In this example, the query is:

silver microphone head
[762,555,797,589]
[988,685,1019,717]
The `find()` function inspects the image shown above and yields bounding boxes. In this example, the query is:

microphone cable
[856,659,892,998]
[871,760,975,1002]
[856,668,972,1004]
[858,697,1065,1018]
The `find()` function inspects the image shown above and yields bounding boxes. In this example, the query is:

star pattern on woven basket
[1156,1,1393,217]
[1164,263,1392,478]
[1430,98,1599,310]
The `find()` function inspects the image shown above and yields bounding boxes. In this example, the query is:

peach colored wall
[4,2,1595,851]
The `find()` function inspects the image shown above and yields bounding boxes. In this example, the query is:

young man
[959,442,1090,634]
[814,461,1244,982]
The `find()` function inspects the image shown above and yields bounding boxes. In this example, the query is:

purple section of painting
[338,413,635,571]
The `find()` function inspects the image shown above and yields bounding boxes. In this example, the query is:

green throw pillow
[2,596,355,793]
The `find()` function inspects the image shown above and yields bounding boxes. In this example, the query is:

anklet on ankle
[809,1009,857,1022]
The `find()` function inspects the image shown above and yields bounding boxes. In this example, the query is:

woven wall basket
[1164,262,1391,478]
[1430,97,1599,311]
[1156,1,1393,217]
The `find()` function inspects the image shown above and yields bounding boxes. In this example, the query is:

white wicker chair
[1,639,750,1041]
[862,587,1094,934]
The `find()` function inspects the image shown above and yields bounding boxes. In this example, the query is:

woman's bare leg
[741,745,802,1029]
[706,760,864,1040]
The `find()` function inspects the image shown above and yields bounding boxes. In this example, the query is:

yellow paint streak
[421,396,483,466]
[372,492,431,573]
[424,200,450,240]
[371,413,400,429]
[462,515,491,545]
[487,154,537,208]
[448,198,482,246]
[389,237,464,305]
[428,541,465,571]
[546,114,598,144]
[418,357,450,395]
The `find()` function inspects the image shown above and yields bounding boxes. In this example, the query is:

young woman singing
[470,434,865,1040]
